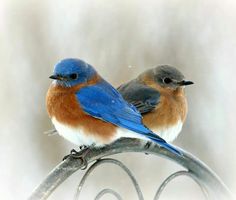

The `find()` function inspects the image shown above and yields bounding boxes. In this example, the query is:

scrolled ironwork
[74,158,144,200]
[154,170,208,200]
[28,138,233,200]
[94,189,122,200]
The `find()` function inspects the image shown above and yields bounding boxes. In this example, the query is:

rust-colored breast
[46,77,117,143]
[140,75,188,130]
[142,91,187,130]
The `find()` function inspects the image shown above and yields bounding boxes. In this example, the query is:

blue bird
[46,58,181,156]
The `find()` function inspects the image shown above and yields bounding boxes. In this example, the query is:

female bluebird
[46,58,181,156]
[118,65,193,142]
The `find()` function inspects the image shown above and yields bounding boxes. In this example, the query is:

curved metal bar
[74,158,144,200]
[28,138,234,200]
[154,170,208,200]
[94,188,122,200]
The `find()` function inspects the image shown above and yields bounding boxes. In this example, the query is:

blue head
[49,58,97,87]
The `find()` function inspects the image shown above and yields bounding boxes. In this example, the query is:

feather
[118,80,160,114]
[76,80,181,156]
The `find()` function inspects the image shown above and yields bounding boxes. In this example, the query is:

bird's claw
[79,145,87,150]
[63,148,90,170]
[144,141,152,155]
[144,141,152,149]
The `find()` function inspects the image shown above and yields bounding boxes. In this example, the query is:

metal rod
[28,138,233,200]
[154,170,208,200]
[74,158,144,200]
[94,188,122,200]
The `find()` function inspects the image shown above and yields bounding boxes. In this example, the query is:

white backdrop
[1,0,235,199]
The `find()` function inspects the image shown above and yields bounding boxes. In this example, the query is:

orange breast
[46,80,117,144]
[142,91,187,130]
[140,75,188,130]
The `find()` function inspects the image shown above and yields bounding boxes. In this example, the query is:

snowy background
[1,0,235,199]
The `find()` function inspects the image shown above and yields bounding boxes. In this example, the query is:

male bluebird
[46,58,181,156]
[118,65,193,142]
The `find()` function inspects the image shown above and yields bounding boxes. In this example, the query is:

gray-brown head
[139,65,194,90]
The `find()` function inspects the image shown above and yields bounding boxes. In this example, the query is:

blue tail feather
[132,125,182,156]
[118,118,182,156]
[148,136,182,156]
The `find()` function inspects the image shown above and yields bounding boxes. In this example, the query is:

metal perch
[28,138,233,200]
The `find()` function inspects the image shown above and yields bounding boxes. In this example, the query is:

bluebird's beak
[177,80,194,86]
[49,74,66,81]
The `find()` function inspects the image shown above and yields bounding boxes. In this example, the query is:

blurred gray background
[1,0,236,199]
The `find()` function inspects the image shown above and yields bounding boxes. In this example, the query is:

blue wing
[76,80,181,156]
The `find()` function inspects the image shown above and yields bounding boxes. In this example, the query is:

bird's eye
[163,77,172,84]
[69,73,78,80]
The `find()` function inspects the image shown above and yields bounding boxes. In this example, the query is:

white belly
[152,120,183,142]
[51,118,150,146]
[52,118,99,146]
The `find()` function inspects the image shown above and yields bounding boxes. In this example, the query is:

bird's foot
[63,148,90,170]
[79,145,88,150]
[144,141,152,155]
[144,141,152,149]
